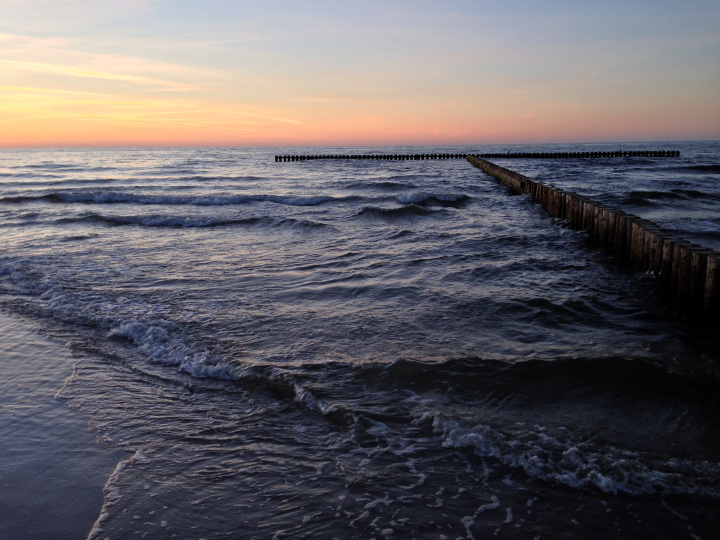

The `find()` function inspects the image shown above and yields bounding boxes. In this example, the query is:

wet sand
[0,312,122,540]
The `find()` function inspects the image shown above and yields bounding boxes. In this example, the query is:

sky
[1,0,718,148]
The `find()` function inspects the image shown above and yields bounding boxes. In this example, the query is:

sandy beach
[0,312,123,539]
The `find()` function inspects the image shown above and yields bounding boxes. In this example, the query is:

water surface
[1,142,719,539]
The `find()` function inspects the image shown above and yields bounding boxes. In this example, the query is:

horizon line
[1,138,717,151]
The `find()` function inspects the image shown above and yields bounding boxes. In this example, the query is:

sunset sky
[1,0,718,148]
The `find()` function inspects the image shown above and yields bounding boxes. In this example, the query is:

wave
[329,357,720,497]
[19,163,116,172]
[658,219,720,237]
[10,273,720,500]
[56,212,327,229]
[671,188,717,199]
[346,355,720,405]
[4,249,720,503]
[59,234,99,242]
[386,229,414,240]
[680,165,720,174]
[627,190,681,201]
[628,189,717,201]
[0,191,355,207]
[433,413,720,498]
[356,204,442,217]
[396,192,470,207]
[186,175,277,182]
[624,189,720,207]
[0,178,127,187]
[0,172,63,179]
[345,180,418,190]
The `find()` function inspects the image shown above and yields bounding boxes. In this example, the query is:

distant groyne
[467,155,719,319]
[274,150,678,162]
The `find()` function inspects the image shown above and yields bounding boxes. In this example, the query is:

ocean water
[0,142,719,539]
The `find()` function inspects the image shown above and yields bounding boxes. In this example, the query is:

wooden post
[680,244,698,303]
[605,209,617,250]
[646,229,665,275]
[596,207,608,246]
[659,236,679,284]
[674,242,693,300]
[574,196,587,229]
[611,212,624,252]
[580,200,591,231]
[630,221,644,268]
[623,217,636,258]
[690,249,713,307]
[705,255,720,315]
[563,192,575,224]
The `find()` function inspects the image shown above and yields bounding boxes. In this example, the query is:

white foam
[364,493,391,509]
[366,420,393,438]
[475,495,500,516]
[399,473,427,490]
[87,450,147,540]
[349,510,370,528]
[292,383,338,416]
[433,414,720,498]
[461,516,475,539]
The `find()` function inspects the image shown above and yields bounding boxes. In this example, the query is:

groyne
[274,150,678,162]
[467,155,719,319]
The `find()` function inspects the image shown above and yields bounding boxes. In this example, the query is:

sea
[0,141,719,539]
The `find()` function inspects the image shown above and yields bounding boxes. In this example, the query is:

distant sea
[1,141,719,539]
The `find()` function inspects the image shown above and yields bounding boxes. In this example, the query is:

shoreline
[0,312,122,540]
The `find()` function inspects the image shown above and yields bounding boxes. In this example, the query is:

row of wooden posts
[467,156,719,318]
[274,150,678,162]
[275,154,467,162]
[477,150,679,159]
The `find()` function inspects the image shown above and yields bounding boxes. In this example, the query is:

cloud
[0,32,228,91]
[295,97,344,103]
[0,60,200,91]
[0,83,305,136]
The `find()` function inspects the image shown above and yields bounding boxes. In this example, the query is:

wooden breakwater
[276,153,467,162]
[274,150,678,162]
[467,155,719,319]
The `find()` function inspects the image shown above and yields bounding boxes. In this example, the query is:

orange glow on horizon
[2,86,717,149]
[1,3,718,149]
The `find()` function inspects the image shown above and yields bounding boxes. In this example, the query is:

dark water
[1,142,719,539]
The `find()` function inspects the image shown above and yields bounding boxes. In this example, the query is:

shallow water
[0,313,120,539]
[0,142,719,539]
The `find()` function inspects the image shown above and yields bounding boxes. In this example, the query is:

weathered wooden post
[660,236,678,283]
[673,242,694,299]
[690,249,713,307]
[646,228,664,274]
[630,221,643,267]
[705,255,720,315]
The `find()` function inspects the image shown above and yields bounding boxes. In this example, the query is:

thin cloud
[1,60,197,91]
[0,85,110,97]
[0,85,304,131]
[0,32,229,85]
[295,97,343,103]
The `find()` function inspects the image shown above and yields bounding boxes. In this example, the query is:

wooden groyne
[276,153,468,162]
[467,155,719,319]
[274,150,678,162]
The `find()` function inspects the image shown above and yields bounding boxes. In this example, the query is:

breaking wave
[0,191,356,207]
[357,204,443,217]
[396,192,471,207]
[55,213,327,229]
